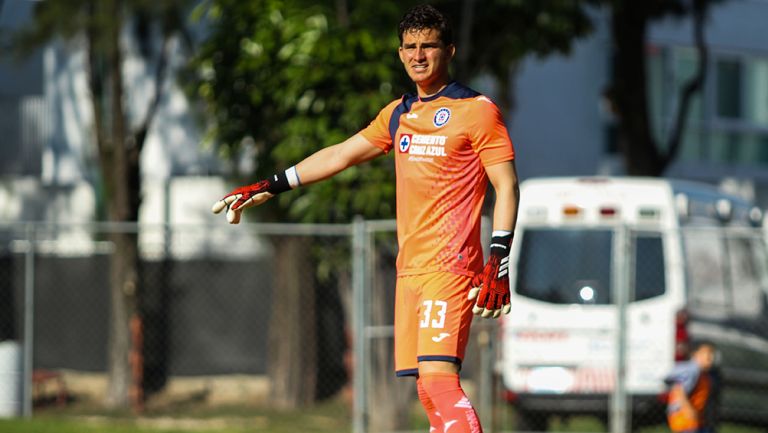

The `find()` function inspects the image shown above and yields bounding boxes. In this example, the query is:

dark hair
[398,4,453,46]
[691,340,716,353]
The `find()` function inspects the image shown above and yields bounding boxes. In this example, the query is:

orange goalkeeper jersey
[360,81,515,276]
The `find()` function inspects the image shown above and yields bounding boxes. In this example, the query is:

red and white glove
[468,231,513,319]
[211,167,300,224]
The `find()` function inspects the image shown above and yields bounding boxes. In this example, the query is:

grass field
[0,399,353,433]
[3,416,765,433]
[2,400,765,433]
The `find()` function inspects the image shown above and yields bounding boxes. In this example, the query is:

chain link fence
[2,221,768,433]
[0,221,354,419]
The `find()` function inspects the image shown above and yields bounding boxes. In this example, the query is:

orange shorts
[394,272,476,376]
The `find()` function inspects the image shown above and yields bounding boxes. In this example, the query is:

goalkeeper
[212,5,518,433]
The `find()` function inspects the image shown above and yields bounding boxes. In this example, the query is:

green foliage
[434,0,595,82]
[188,0,408,222]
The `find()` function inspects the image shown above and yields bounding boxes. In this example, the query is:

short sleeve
[359,99,400,154]
[468,96,515,166]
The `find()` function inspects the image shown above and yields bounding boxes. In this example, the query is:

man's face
[398,28,455,93]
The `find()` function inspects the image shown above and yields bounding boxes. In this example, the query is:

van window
[515,229,613,304]
[634,235,666,301]
[683,228,730,315]
[727,235,765,318]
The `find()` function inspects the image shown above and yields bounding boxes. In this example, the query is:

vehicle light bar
[638,207,660,219]
[526,207,548,220]
[563,206,581,217]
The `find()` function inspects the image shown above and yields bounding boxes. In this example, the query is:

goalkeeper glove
[468,231,513,319]
[211,166,300,224]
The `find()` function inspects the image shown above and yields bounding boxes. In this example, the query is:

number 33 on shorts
[420,300,448,328]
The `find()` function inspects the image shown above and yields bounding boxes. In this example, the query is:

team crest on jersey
[398,134,412,153]
[433,107,451,127]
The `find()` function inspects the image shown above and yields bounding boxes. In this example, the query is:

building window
[745,58,768,126]
[716,59,742,119]
[648,45,768,167]
[0,96,45,176]
[714,56,768,126]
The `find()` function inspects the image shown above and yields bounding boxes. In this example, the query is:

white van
[500,177,768,430]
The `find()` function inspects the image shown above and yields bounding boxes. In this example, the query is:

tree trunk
[106,231,140,408]
[661,0,709,170]
[99,0,142,409]
[267,237,317,409]
[86,0,174,408]
[609,3,664,176]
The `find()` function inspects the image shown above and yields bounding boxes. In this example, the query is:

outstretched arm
[295,133,385,185]
[212,133,385,223]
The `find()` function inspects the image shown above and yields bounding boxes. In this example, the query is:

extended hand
[211,181,274,224]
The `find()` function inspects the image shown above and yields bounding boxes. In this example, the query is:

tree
[14,0,192,409]
[600,0,714,176]
[188,0,406,223]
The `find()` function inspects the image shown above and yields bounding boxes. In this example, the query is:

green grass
[4,401,766,433]
[0,418,218,433]
[0,399,352,433]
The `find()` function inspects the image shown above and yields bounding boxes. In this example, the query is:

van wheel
[515,410,548,432]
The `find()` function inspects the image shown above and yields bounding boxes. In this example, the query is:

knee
[419,371,462,401]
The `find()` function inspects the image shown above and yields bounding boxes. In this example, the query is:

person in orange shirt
[212,5,519,432]
[665,341,719,433]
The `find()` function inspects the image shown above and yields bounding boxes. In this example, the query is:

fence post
[477,327,493,432]
[352,216,367,433]
[22,224,35,418]
[611,225,631,433]
[477,215,493,431]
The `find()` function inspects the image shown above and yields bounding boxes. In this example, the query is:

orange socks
[418,372,482,433]
[417,376,445,432]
